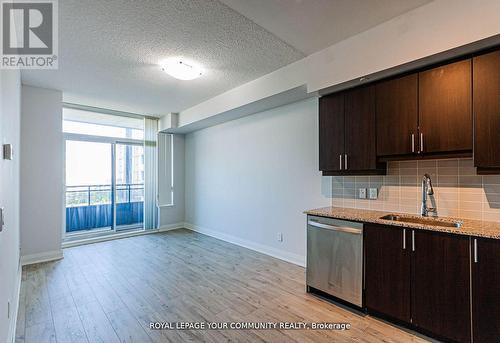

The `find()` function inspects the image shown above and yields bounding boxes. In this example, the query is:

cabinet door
[319,93,344,171]
[376,74,418,156]
[344,86,377,171]
[472,237,500,343]
[473,50,500,169]
[364,224,411,323]
[412,230,471,343]
[419,59,472,154]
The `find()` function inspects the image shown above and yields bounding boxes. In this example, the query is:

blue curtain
[66,202,143,232]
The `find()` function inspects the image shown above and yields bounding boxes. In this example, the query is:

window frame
[157,132,174,207]
[62,104,148,240]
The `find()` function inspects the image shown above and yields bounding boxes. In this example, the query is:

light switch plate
[277,232,283,242]
[3,144,13,160]
[369,188,378,200]
[358,188,367,199]
[0,207,4,232]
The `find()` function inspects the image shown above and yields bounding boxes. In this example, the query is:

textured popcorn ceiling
[21,0,305,115]
[21,0,432,115]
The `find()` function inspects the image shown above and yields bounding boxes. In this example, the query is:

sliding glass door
[115,143,144,231]
[63,105,156,239]
[65,140,114,234]
[65,140,145,235]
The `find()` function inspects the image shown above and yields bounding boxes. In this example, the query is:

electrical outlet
[358,188,367,199]
[277,232,283,242]
[369,188,378,200]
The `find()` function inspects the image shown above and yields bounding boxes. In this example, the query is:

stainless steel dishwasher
[306,215,363,307]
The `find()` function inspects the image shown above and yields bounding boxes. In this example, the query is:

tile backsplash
[331,158,500,222]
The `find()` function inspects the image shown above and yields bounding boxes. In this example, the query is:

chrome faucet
[421,174,437,217]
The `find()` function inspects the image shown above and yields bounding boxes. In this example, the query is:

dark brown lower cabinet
[412,230,471,343]
[472,237,500,343]
[364,226,472,343]
[364,224,411,323]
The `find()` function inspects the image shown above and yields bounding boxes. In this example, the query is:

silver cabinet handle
[344,153,348,170]
[412,230,415,251]
[339,154,342,170]
[411,134,415,153]
[307,220,362,235]
[474,238,478,263]
[403,229,406,250]
[420,133,424,153]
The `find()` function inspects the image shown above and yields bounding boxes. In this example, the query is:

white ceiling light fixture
[160,58,203,81]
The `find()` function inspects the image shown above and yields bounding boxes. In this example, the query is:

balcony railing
[65,184,144,233]
[66,183,144,207]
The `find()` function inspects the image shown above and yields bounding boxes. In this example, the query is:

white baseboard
[184,222,306,267]
[158,222,185,232]
[8,268,22,343]
[62,223,185,248]
[21,250,64,266]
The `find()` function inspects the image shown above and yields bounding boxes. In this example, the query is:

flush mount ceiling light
[160,58,203,81]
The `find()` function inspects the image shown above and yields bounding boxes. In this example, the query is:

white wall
[20,85,63,262]
[179,59,308,127]
[184,98,331,265]
[0,70,22,343]
[159,134,185,227]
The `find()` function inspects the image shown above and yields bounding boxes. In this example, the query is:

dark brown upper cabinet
[322,47,499,173]
[319,93,344,172]
[344,86,381,172]
[473,49,500,173]
[319,86,385,175]
[376,74,418,157]
[412,230,471,343]
[419,59,473,155]
[472,237,500,343]
[364,224,411,323]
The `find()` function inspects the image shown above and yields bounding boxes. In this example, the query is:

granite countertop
[304,207,500,239]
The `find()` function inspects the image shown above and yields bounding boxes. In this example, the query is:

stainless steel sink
[380,214,463,228]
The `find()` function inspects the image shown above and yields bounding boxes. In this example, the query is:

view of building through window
[115,144,145,204]
[65,140,112,207]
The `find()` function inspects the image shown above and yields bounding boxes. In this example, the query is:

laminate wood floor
[16,229,432,343]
